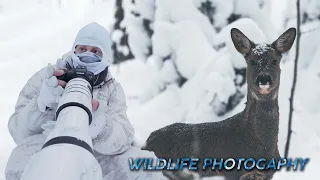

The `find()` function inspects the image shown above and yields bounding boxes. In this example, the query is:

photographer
[5,22,162,180]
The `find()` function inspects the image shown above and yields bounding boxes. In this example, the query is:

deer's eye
[250,60,257,66]
[272,59,277,66]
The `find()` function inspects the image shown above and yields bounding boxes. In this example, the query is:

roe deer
[142,28,296,180]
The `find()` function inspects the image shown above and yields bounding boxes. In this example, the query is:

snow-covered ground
[0,0,319,180]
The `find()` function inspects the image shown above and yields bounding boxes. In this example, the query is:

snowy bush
[139,59,180,103]
[180,51,236,123]
[142,0,218,102]
[153,20,217,79]
[140,20,217,102]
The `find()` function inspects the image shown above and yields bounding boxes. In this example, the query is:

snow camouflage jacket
[8,66,135,155]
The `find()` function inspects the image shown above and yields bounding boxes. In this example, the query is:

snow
[272,60,320,180]
[285,0,320,26]
[301,0,320,21]
[180,51,236,123]
[132,0,156,21]
[152,20,218,80]
[211,0,234,30]
[124,12,151,61]
[234,0,278,41]
[1,0,320,180]
[295,70,320,113]
[128,84,184,145]
[213,18,267,69]
[256,0,273,17]
[139,59,180,103]
[252,43,272,55]
[153,20,217,79]
[194,0,234,31]
[111,29,124,45]
[122,0,152,61]
[144,19,219,103]
[155,0,217,45]
[295,23,320,69]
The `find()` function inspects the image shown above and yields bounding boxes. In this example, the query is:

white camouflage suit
[5,23,163,180]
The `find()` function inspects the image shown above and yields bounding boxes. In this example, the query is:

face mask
[76,52,102,63]
[66,52,106,75]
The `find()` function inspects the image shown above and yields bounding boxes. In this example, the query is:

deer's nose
[255,74,272,86]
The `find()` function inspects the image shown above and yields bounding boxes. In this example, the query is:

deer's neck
[243,92,279,143]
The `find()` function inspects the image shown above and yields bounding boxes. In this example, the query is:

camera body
[57,65,96,87]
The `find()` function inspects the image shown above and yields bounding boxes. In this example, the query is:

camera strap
[42,136,93,154]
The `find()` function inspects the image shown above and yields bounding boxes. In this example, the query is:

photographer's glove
[37,64,65,113]
[56,57,68,70]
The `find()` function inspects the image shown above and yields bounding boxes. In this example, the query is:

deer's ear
[273,28,296,53]
[230,28,253,56]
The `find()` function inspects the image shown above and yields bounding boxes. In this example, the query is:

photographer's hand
[92,99,99,112]
[54,60,99,112]
[53,69,67,87]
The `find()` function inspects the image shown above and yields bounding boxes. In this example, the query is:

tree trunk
[284,0,301,159]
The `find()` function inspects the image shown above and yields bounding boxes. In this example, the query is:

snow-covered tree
[137,0,218,103]
[111,0,134,64]
[193,0,276,40]
[111,0,155,64]
[124,0,155,61]
[140,0,250,118]
[116,0,276,118]
[195,0,236,32]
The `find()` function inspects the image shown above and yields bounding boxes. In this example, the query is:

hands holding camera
[37,59,99,113]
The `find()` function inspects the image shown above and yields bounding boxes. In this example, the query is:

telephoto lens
[21,76,102,180]
[47,77,93,145]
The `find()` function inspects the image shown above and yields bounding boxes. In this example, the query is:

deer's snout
[256,74,272,86]
[255,74,273,94]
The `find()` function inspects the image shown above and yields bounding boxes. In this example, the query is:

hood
[72,22,112,70]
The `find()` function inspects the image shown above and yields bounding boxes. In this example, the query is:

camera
[56,65,96,87]
[21,65,102,180]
